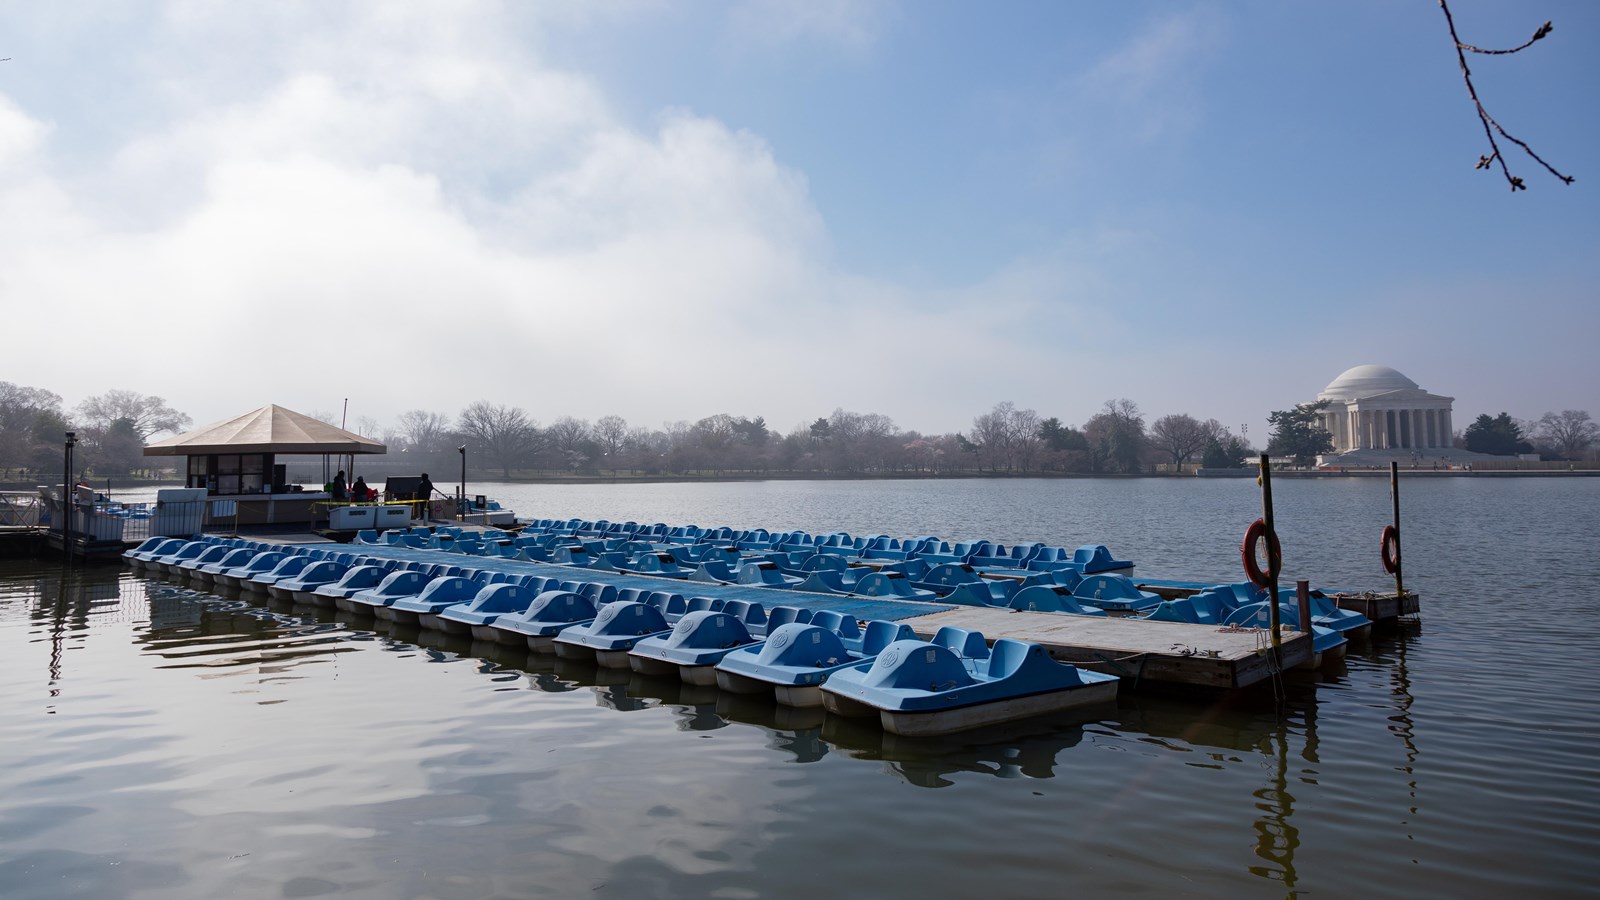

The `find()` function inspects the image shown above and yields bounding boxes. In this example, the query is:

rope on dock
[1090,650,1149,689]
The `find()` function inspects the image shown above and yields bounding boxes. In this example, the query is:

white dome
[1318,365,1420,402]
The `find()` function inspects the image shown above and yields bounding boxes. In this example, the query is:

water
[3,477,1597,898]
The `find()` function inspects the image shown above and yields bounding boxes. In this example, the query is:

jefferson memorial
[1315,365,1455,454]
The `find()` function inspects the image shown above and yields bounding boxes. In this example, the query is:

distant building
[1315,365,1455,453]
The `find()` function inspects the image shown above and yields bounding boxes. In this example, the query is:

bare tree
[458,402,541,478]
[76,389,191,439]
[396,410,450,453]
[546,417,592,453]
[1533,410,1598,460]
[1149,414,1224,467]
[594,415,629,457]
[971,402,1014,471]
[1008,406,1042,472]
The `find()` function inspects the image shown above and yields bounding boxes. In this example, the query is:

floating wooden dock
[901,606,1310,689]
[159,537,1314,691]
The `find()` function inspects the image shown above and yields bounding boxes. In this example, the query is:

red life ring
[1381,524,1401,575]
[1241,518,1282,588]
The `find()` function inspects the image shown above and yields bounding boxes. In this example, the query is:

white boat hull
[878,682,1119,737]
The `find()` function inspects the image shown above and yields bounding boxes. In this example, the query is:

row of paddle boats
[360,517,1370,660]
[123,535,1120,735]
[360,520,1135,574]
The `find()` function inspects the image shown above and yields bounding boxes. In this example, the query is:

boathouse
[143,404,385,525]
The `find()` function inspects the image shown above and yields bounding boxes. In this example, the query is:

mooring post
[1296,579,1312,640]
[62,432,77,564]
[1390,461,1405,600]
[1259,453,1281,653]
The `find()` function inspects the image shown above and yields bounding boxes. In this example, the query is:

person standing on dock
[330,470,347,500]
[416,473,435,521]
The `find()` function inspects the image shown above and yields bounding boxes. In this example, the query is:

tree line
[0,380,1255,480]
[5,379,1592,482]
[371,399,1260,479]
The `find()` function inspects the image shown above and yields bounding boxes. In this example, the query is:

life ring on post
[1241,518,1282,588]
[1380,524,1401,575]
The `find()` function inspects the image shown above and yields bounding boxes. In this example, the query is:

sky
[2,0,1595,442]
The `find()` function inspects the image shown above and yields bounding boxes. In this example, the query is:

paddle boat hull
[884,680,1117,736]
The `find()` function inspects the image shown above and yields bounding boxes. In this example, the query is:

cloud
[0,96,50,166]
[0,1,1133,436]
[725,0,893,53]
[1073,6,1224,140]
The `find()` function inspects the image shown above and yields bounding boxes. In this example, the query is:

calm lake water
[3,476,1597,898]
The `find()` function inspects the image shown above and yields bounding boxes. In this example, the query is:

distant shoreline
[5,467,1594,493]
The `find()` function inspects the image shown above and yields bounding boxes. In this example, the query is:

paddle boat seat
[851,571,938,602]
[1073,544,1133,573]
[808,610,862,642]
[719,599,769,633]
[622,552,694,579]
[850,619,917,656]
[1072,574,1161,613]
[763,606,814,632]
[644,592,690,621]
[687,560,738,584]
[736,561,803,589]
[1007,585,1107,616]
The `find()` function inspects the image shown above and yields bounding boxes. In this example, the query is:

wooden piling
[1389,461,1405,599]
[1259,453,1281,655]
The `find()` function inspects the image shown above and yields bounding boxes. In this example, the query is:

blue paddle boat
[628,610,762,684]
[213,550,288,590]
[820,629,1120,736]
[193,547,259,586]
[243,555,314,594]
[553,601,673,667]
[271,560,350,604]
[1071,574,1162,613]
[383,576,480,628]
[434,583,539,639]
[715,617,912,707]
[339,570,434,615]
[123,537,183,569]
[486,590,600,652]
[309,564,391,609]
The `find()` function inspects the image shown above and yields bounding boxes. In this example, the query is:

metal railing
[0,491,44,528]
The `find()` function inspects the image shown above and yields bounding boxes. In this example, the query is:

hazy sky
[3,1,1595,441]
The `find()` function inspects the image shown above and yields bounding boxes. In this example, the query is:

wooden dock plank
[901,607,1313,689]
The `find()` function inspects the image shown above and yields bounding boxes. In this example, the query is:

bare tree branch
[1439,0,1574,190]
